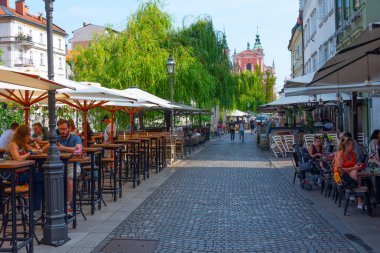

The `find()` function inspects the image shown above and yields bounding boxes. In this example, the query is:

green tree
[70,0,275,124]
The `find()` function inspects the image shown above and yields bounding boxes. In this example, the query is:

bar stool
[93,144,123,202]
[149,136,160,174]
[0,185,29,245]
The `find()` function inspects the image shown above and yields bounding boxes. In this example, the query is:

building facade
[69,23,110,50]
[302,0,336,75]
[335,0,380,51]
[0,0,67,78]
[233,32,275,75]
[288,12,304,78]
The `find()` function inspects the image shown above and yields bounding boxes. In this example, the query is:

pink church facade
[233,33,275,75]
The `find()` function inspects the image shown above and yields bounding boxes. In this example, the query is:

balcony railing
[14,58,34,67]
[15,33,34,47]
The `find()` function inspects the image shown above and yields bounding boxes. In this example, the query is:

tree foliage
[71,0,276,118]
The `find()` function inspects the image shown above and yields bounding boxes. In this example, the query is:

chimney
[15,0,27,16]
[0,0,9,7]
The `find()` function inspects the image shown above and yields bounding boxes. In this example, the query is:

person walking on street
[217,121,222,140]
[250,119,255,135]
[239,121,245,142]
[229,120,235,142]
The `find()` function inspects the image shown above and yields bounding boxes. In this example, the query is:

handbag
[338,168,358,189]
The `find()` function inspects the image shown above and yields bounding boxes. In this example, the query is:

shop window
[353,0,362,10]
[344,0,351,19]
[336,0,343,27]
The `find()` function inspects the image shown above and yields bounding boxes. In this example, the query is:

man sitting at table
[0,122,19,149]
[31,122,49,145]
[102,115,117,143]
[43,119,82,216]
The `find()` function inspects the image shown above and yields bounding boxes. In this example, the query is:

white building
[0,0,67,78]
[69,23,110,50]
[301,0,336,75]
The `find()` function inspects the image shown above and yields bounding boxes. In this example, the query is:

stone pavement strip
[92,134,360,253]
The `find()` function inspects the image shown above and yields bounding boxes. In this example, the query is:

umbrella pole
[130,113,134,138]
[83,111,88,147]
[110,112,115,143]
[24,106,30,126]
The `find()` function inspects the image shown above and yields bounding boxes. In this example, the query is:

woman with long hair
[68,118,79,135]
[308,136,323,159]
[369,130,380,165]
[334,138,364,208]
[5,125,44,215]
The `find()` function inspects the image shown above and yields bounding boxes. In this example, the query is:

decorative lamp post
[41,0,69,245]
[166,54,176,164]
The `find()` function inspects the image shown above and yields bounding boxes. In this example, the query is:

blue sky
[25,0,299,91]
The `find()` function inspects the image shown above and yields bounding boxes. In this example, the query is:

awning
[311,22,380,87]
[285,72,315,88]
[258,93,351,112]
[226,109,247,117]
[285,82,380,96]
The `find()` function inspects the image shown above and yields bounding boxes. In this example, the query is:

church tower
[233,28,268,73]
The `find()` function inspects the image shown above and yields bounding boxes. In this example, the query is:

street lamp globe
[166,54,176,75]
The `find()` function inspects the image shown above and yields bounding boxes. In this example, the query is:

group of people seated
[307,130,380,209]
[0,115,116,218]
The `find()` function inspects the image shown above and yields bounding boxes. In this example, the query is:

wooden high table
[0,160,35,253]
[358,170,380,204]
[115,139,143,188]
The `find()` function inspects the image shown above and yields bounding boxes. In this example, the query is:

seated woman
[369,129,380,166]
[5,125,44,217]
[308,136,323,159]
[308,136,326,172]
[69,118,79,135]
[334,138,364,208]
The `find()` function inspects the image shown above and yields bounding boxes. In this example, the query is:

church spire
[253,26,262,51]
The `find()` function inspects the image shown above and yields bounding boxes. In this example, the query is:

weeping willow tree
[234,65,276,112]
[175,18,236,109]
[70,0,274,128]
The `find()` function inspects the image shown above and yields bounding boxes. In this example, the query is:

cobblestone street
[93,134,359,253]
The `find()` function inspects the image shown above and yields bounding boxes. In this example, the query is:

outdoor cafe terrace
[0,66,212,253]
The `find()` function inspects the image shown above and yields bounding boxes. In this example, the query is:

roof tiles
[0,5,66,34]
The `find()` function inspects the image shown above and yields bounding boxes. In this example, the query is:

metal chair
[282,135,295,153]
[303,134,315,149]
[271,135,287,158]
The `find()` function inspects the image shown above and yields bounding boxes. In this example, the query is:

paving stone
[92,134,358,253]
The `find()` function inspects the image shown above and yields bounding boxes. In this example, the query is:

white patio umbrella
[227,109,247,117]
[54,81,137,146]
[103,101,158,138]
[0,67,75,125]
[0,65,70,90]
[122,87,173,108]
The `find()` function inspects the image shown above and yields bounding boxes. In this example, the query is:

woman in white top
[369,129,380,165]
